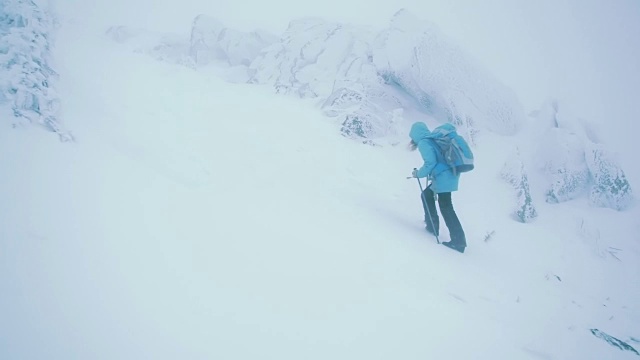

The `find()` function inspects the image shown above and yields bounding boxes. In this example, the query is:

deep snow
[1,2,639,360]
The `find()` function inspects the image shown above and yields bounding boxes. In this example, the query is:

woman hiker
[409,121,467,253]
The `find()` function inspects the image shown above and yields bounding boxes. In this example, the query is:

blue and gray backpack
[428,123,474,175]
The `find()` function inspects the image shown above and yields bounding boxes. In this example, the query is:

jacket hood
[409,122,431,143]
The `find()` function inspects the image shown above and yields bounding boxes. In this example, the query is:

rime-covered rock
[249,18,375,99]
[501,147,537,222]
[322,84,406,139]
[585,142,633,211]
[538,127,592,203]
[189,15,277,67]
[106,9,530,143]
[0,0,71,140]
[531,101,591,203]
[530,100,633,210]
[248,18,411,140]
[372,9,526,136]
[249,11,526,141]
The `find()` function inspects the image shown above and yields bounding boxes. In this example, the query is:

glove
[412,168,419,178]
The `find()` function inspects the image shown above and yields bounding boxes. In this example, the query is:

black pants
[421,186,466,246]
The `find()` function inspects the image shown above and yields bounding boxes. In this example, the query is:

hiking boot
[442,241,466,253]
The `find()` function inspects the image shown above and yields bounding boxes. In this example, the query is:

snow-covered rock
[322,83,408,140]
[249,10,526,141]
[538,127,592,203]
[248,18,410,140]
[372,9,526,137]
[104,10,535,145]
[501,147,537,223]
[190,15,277,68]
[531,100,590,203]
[107,9,528,142]
[530,100,633,210]
[249,18,375,99]
[0,0,72,141]
[585,142,633,211]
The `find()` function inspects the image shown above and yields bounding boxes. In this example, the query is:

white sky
[57,0,640,152]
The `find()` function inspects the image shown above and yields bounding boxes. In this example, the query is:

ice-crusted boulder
[531,100,633,210]
[532,101,591,203]
[372,9,526,137]
[190,15,277,67]
[249,18,375,98]
[106,26,192,66]
[501,147,537,223]
[538,127,592,203]
[585,142,633,211]
[0,0,72,140]
[322,73,416,140]
[322,86,402,140]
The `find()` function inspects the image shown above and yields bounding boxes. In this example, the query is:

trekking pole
[414,168,440,244]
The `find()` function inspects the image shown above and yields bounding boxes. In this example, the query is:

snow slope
[102,8,635,216]
[1,3,639,360]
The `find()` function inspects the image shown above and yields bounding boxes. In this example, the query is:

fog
[57,0,640,174]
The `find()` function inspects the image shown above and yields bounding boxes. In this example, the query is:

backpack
[428,124,474,175]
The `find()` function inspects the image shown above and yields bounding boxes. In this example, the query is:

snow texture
[0,0,71,141]
[501,146,537,223]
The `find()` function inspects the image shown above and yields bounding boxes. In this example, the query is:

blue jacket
[410,122,460,193]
